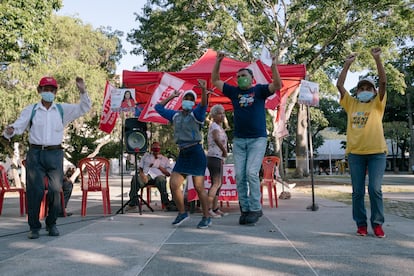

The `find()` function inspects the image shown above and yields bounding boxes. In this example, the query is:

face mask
[40,91,55,102]
[356,91,375,102]
[238,77,251,89]
[182,100,195,110]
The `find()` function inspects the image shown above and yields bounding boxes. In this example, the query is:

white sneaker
[209,209,221,218]
[214,209,228,217]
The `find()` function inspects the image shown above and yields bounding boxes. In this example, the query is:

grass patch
[295,186,414,220]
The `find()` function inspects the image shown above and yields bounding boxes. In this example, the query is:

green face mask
[238,76,251,89]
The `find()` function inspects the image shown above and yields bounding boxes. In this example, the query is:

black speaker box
[124,118,147,153]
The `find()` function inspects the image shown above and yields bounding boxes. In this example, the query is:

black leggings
[207,156,223,197]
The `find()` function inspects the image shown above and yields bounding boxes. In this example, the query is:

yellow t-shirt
[340,92,388,155]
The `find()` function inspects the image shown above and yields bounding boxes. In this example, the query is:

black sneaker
[58,212,73,217]
[252,210,263,217]
[239,212,249,225]
[46,225,60,236]
[245,212,260,226]
[28,230,39,239]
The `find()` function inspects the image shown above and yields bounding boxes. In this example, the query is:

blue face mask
[356,91,375,102]
[41,91,55,102]
[182,100,195,110]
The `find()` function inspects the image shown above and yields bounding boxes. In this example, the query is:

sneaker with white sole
[356,225,368,236]
[209,209,221,218]
[214,208,229,217]
[197,217,212,229]
[172,212,189,227]
[373,224,386,238]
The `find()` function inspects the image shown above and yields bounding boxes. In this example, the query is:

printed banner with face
[110,88,136,113]
[138,73,195,124]
[98,81,119,134]
[298,80,319,107]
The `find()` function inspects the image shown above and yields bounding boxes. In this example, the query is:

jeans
[26,148,64,230]
[348,153,386,227]
[233,137,267,212]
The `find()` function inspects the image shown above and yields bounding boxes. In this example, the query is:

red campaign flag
[247,60,281,110]
[99,81,119,133]
[275,91,290,139]
[138,73,195,124]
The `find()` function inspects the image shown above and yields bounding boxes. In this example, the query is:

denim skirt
[173,144,207,176]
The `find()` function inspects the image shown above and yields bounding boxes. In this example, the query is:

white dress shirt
[4,93,91,146]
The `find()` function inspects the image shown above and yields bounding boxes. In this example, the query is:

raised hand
[371,47,382,58]
[75,77,86,93]
[216,51,226,62]
[345,53,357,64]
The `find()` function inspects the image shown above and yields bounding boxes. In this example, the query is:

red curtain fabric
[122,49,306,111]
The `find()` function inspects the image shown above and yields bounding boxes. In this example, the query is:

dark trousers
[26,148,64,230]
[129,175,170,206]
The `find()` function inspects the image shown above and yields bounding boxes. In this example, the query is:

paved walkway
[1,175,414,275]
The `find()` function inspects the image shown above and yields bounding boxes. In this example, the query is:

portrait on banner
[110,88,136,113]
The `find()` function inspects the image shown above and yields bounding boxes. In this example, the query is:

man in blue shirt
[212,52,281,225]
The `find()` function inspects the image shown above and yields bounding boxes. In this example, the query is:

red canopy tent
[122,49,306,111]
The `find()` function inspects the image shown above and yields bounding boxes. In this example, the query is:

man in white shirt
[126,141,176,212]
[3,76,91,239]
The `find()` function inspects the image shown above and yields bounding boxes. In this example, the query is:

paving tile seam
[268,218,319,276]
[136,223,177,275]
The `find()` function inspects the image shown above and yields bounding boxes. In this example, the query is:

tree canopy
[127,0,414,174]
[0,12,123,165]
[0,0,62,65]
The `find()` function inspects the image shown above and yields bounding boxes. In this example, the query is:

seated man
[126,142,176,212]
[59,167,75,217]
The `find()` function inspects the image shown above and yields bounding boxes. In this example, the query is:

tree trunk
[407,87,414,173]
[294,104,309,177]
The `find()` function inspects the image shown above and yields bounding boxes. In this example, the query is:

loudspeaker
[124,118,147,154]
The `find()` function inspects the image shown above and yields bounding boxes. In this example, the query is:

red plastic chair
[260,156,280,208]
[141,185,166,209]
[39,178,66,219]
[78,157,111,216]
[0,165,25,216]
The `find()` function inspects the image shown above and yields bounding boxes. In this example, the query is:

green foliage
[0,13,123,162]
[319,98,347,134]
[127,0,414,142]
[99,141,122,158]
[0,0,62,65]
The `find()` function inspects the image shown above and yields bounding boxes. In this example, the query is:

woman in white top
[207,104,228,218]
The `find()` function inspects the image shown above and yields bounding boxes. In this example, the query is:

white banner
[298,80,319,107]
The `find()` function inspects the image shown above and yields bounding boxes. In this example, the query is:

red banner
[186,164,238,202]
[98,81,119,133]
[138,73,195,124]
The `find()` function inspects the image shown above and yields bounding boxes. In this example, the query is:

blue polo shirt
[223,83,271,138]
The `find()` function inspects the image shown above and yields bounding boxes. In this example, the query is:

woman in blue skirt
[155,80,210,228]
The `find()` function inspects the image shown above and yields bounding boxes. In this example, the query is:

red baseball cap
[39,77,58,88]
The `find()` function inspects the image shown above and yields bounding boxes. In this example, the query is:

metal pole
[306,105,319,211]
[120,112,125,214]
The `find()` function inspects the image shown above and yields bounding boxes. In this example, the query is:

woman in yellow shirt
[336,47,387,238]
